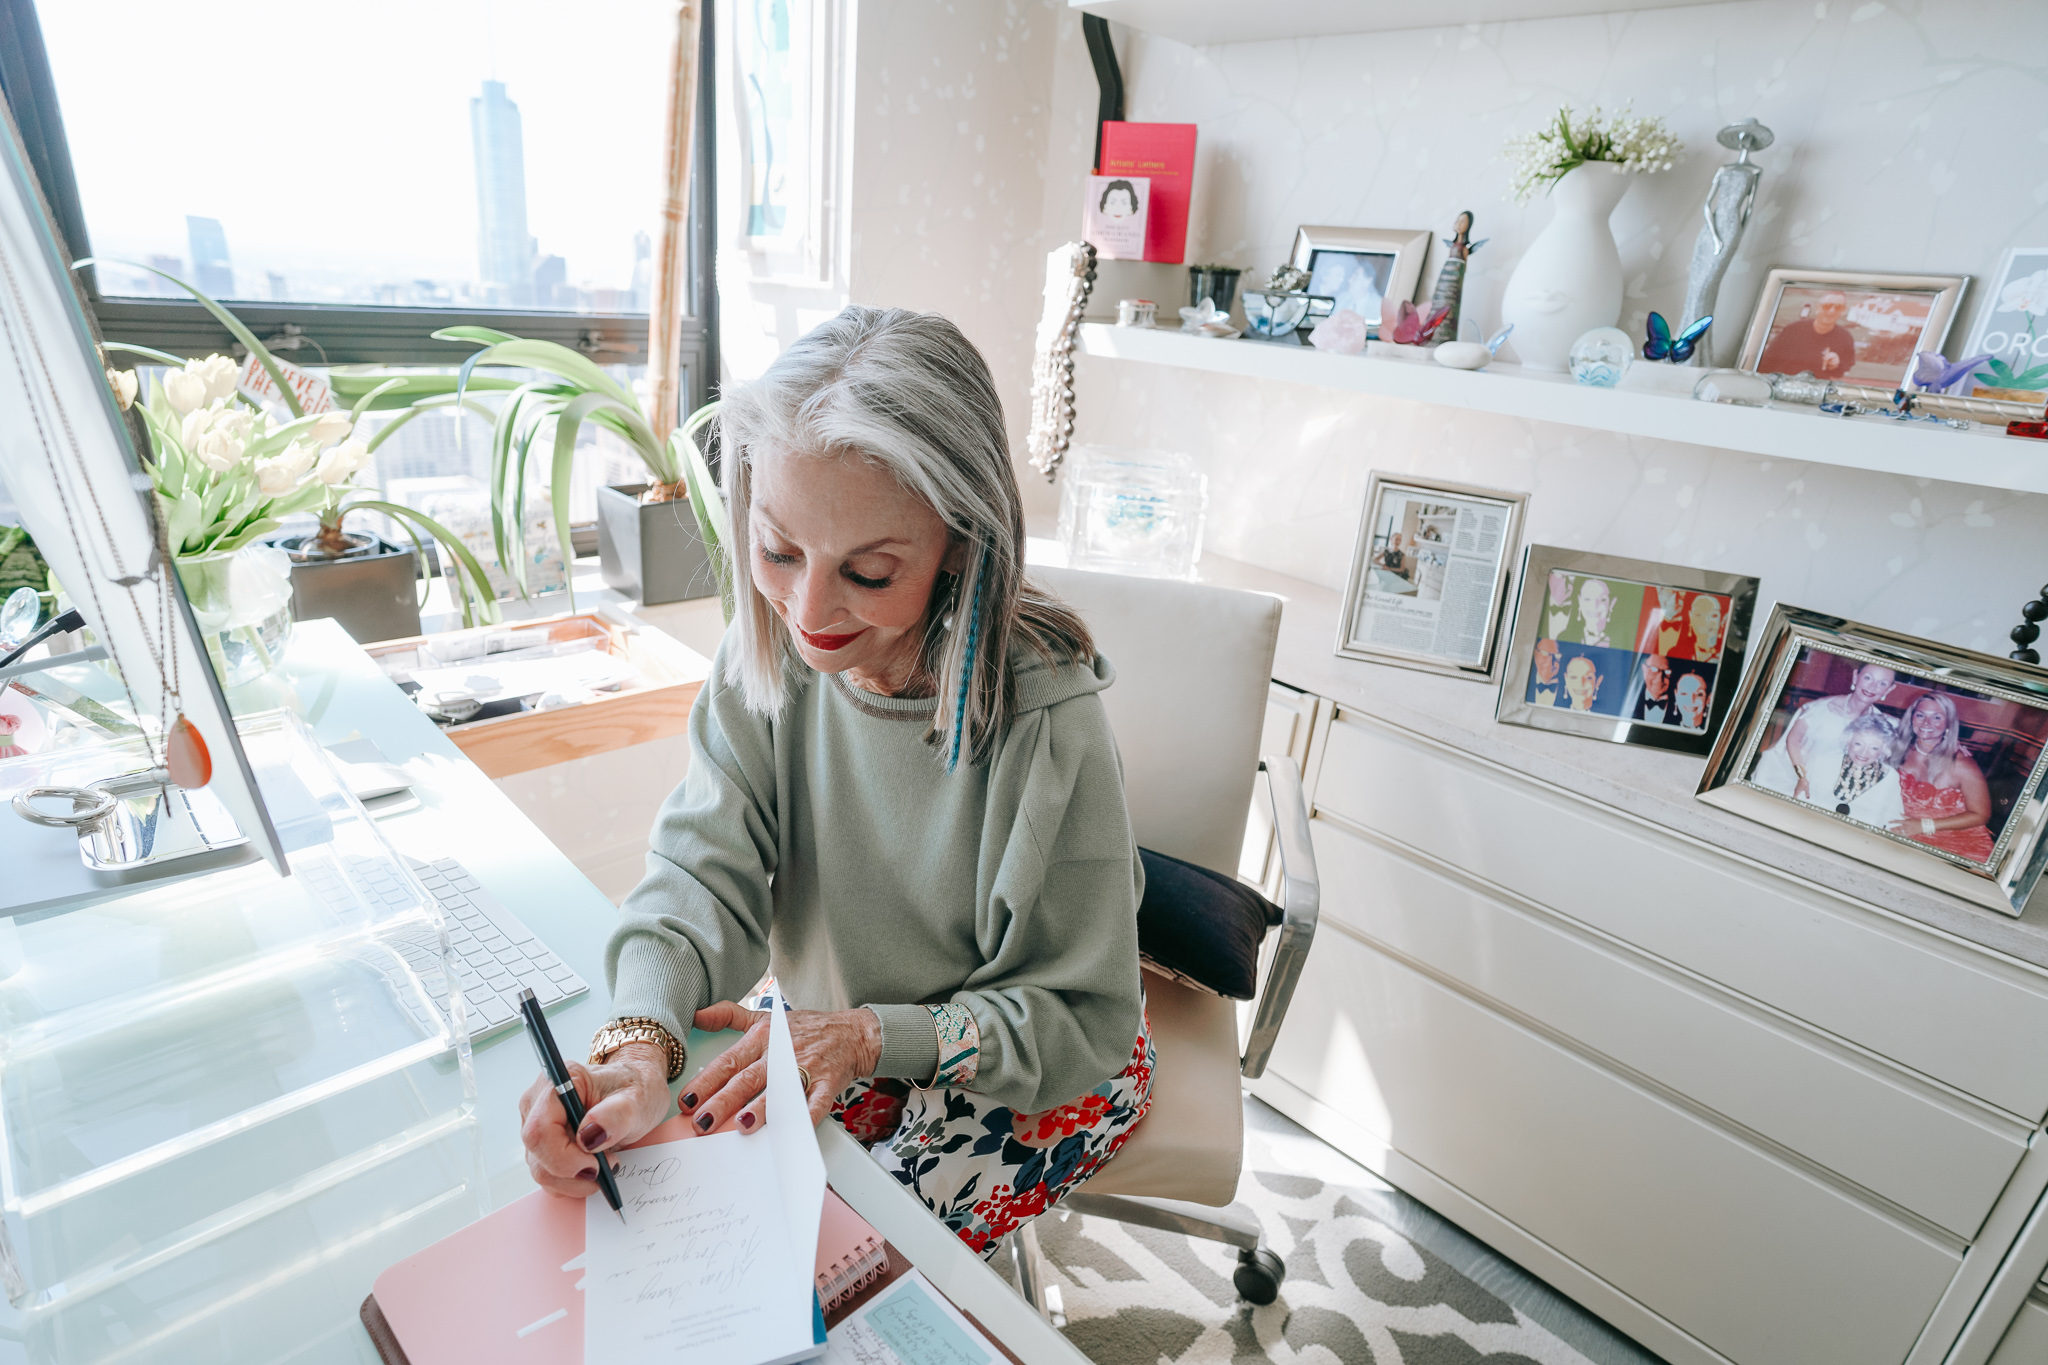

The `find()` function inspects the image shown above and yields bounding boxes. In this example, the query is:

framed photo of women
[1699,606,2048,916]
[1335,473,1527,681]
[1493,547,1758,755]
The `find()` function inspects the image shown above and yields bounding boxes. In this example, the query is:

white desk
[0,621,1081,1365]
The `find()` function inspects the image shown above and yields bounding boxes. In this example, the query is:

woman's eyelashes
[756,538,891,589]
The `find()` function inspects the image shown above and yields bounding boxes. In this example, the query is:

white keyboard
[398,856,589,1042]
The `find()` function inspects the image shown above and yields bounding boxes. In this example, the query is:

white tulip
[254,457,297,495]
[193,427,247,472]
[106,367,137,410]
[277,439,319,478]
[193,354,240,403]
[163,368,208,416]
[304,411,354,449]
[315,437,371,486]
[213,406,255,445]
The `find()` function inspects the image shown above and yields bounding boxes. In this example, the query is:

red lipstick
[796,625,867,651]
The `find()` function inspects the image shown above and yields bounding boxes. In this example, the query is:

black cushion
[1135,846,1283,1001]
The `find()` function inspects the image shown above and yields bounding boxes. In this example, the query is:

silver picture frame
[1698,605,2048,916]
[1289,225,1432,323]
[1495,546,1759,756]
[1736,266,1968,388]
[1335,473,1527,682]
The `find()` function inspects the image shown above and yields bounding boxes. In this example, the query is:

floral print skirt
[831,1007,1155,1259]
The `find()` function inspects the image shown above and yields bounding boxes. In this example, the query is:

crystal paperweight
[1693,368,1775,407]
[1057,447,1209,581]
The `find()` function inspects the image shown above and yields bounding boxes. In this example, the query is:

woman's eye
[845,569,892,590]
[760,547,797,567]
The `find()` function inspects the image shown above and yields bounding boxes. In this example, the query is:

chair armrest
[1241,755,1320,1079]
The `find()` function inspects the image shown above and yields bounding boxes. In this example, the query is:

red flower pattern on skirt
[827,1005,1154,1259]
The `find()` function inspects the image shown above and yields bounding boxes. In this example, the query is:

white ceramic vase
[1500,162,1631,372]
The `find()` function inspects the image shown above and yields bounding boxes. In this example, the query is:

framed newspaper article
[1493,546,1759,755]
[1335,474,1527,681]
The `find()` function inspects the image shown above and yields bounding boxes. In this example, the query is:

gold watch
[590,1017,686,1082]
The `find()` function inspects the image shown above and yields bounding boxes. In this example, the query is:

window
[10,0,717,394]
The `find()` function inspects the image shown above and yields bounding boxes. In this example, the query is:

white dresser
[1201,555,2048,1365]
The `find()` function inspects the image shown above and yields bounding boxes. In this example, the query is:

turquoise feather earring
[947,548,987,774]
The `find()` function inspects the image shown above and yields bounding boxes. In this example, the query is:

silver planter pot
[595,484,719,606]
[270,532,423,644]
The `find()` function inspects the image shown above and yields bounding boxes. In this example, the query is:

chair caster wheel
[1233,1247,1285,1305]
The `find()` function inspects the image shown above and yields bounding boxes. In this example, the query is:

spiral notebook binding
[817,1232,888,1312]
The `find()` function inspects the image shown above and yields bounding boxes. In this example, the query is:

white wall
[1056,1,2048,653]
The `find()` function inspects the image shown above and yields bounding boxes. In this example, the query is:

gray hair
[1842,710,1898,754]
[714,306,1092,767]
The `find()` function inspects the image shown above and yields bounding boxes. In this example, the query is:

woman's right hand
[518,1040,671,1198]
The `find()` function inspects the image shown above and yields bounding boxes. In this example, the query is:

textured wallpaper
[1046,1,2048,652]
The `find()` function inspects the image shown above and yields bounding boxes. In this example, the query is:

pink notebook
[371,1115,887,1364]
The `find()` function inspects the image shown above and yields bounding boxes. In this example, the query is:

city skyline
[40,1,671,313]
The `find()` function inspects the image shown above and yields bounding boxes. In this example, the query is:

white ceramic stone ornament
[1434,341,1493,370]
[1499,163,1630,372]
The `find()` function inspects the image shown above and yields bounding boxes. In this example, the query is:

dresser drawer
[1272,928,1961,1365]
[1313,713,2048,1118]
[1309,816,2028,1239]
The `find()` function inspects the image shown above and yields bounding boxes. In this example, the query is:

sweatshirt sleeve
[952,689,1146,1114]
[602,659,783,1063]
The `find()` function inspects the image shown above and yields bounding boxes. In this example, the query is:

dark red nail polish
[739,1112,755,1129]
[577,1167,596,1182]
[696,1112,714,1131]
[577,1124,606,1152]
[681,1092,698,1109]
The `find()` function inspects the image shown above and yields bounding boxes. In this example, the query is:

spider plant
[333,331,726,612]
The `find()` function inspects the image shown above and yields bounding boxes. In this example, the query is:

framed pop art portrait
[1336,473,1527,682]
[1699,606,2048,916]
[1289,226,1431,328]
[1494,547,1759,756]
[1737,267,1968,388]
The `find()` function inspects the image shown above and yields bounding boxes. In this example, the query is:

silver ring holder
[12,785,117,829]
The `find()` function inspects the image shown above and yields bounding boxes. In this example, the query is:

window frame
[7,0,719,413]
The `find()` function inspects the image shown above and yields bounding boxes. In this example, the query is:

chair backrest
[1030,566,1282,876]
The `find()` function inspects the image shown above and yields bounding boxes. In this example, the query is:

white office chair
[1015,565,1320,1308]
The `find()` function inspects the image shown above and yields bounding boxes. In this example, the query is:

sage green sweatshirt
[604,638,1145,1115]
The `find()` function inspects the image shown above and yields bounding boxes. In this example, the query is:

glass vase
[175,544,295,687]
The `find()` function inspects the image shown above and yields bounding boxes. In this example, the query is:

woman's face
[1852,665,1898,703]
[1911,698,1948,744]
[748,444,957,681]
[1845,732,1888,766]
[1104,189,1136,218]
[1688,594,1723,652]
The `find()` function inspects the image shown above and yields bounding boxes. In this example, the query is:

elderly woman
[519,307,1150,1256]
[1750,661,1897,803]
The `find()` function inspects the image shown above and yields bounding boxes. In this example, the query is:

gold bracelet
[590,1017,686,1083]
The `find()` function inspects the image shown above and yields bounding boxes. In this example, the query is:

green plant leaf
[77,258,303,419]
[103,341,192,368]
[348,376,409,425]
[673,413,733,622]
[349,498,504,628]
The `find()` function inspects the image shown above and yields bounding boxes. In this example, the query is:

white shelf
[1071,0,1718,45]
[1076,323,2048,495]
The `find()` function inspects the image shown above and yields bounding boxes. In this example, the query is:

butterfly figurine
[1384,299,1452,345]
[1483,323,1514,356]
[1909,350,1993,395]
[1642,312,1712,362]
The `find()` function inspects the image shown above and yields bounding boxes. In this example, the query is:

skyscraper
[186,217,232,297]
[470,80,532,308]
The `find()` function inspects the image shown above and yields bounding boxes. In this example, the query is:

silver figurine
[1679,119,1774,366]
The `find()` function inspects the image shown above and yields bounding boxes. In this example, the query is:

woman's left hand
[681,1002,882,1133]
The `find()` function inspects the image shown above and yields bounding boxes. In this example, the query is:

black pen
[518,986,625,1223]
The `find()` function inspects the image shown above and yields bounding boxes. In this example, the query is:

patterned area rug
[1014,1099,1664,1365]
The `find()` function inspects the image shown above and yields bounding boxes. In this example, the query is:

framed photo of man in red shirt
[1737,267,1967,387]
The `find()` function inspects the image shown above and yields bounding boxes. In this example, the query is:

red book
[1098,122,1197,264]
